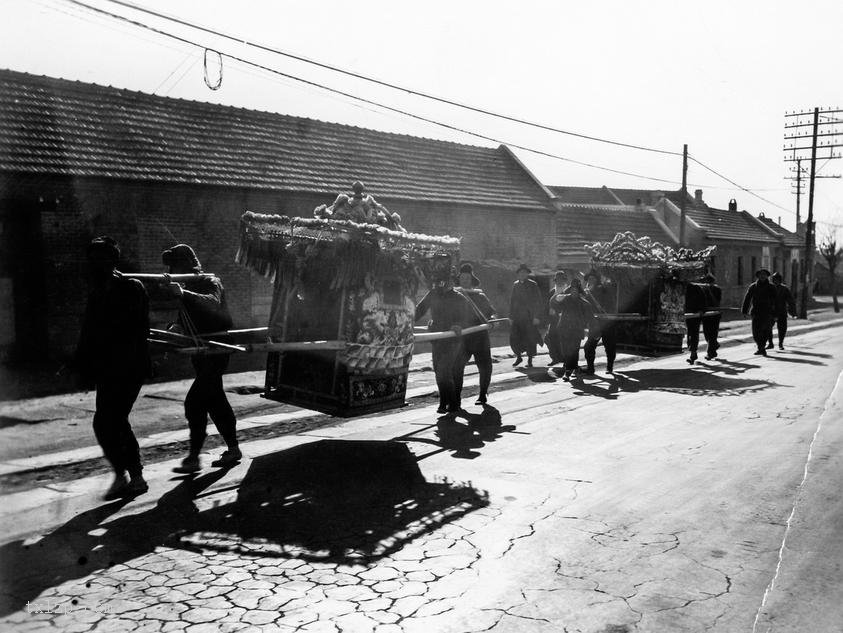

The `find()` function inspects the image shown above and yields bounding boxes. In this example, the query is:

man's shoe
[103,474,129,500]
[172,456,201,474]
[125,477,149,497]
[212,448,242,468]
[513,356,523,367]
[475,394,487,406]
[584,365,595,375]
[765,342,774,349]
[526,358,533,368]
[562,371,571,381]
[779,345,784,350]
[606,364,614,374]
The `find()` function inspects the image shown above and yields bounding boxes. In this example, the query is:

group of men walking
[74,237,241,500]
[509,266,617,380]
[741,268,798,356]
[75,240,803,497]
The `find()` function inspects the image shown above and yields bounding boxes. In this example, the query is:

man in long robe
[509,264,544,367]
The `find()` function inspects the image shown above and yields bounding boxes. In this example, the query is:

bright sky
[2,0,842,235]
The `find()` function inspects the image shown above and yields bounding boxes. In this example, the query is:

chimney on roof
[694,189,703,204]
[728,198,737,212]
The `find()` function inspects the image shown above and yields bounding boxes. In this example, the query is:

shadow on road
[610,367,784,397]
[394,405,518,460]
[764,355,826,366]
[0,440,488,616]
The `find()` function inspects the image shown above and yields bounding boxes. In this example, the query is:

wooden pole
[679,143,688,246]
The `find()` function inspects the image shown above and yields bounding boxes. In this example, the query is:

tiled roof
[756,215,805,247]
[547,185,623,205]
[0,69,552,210]
[685,206,779,243]
[556,204,677,264]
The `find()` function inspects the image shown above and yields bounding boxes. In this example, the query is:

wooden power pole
[784,107,842,318]
[679,144,688,247]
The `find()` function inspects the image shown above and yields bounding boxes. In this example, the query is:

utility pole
[784,107,842,318]
[679,143,688,247]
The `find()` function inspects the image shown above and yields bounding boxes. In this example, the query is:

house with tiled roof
[0,69,556,363]
[547,186,679,267]
[550,184,808,305]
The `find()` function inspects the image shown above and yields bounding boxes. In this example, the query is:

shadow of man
[0,468,230,617]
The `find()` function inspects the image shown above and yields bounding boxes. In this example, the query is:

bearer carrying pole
[235,182,461,416]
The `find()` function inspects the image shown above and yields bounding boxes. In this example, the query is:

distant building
[0,69,556,363]
[549,185,808,307]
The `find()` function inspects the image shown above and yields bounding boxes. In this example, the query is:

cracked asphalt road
[1,325,842,632]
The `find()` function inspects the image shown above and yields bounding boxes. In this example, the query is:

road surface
[0,324,841,632]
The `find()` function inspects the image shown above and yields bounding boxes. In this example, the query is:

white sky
[2,0,842,235]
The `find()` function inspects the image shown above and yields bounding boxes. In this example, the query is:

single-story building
[0,69,557,365]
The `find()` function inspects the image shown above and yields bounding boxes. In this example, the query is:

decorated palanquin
[236,187,460,416]
[585,232,715,353]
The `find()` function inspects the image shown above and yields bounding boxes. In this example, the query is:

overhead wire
[48,0,840,217]
[95,0,683,157]
[59,0,688,186]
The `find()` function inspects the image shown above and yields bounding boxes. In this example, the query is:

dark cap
[162,244,201,272]
[516,263,531,274]
[86,236,120,263]
[755,268,771,278]
[459,263,481,287]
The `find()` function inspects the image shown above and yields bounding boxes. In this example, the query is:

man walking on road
[455,263,497,405]
[741,268,778,356]
[583,270,617,374]
[73,236,150,499]
[416,268,476,414]
[767,271,798,350]
[509,263,544,368]
[700,273,722,360]
[545,271,569,366]
[162,244,241,473]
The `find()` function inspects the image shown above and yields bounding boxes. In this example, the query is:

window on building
[762,246,771,270]
[737,256,743,286]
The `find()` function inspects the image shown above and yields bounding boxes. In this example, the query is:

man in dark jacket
[555,279,593,380]
[700,273,723,360]
[741,268,778,356]
[583,270,617,373]
[509,264,544,367]
[455,263,497,405]
[766,272,798,350]
[74,236,150,499]
[416,271,476,414]
[684,279,707,364]
[545,271,569,366]
[162,244,240,473]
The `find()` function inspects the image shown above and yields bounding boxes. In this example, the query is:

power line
[94,0,683,157]
[688,154,796,215]
[50,0,825,203]
[60,0,688,186]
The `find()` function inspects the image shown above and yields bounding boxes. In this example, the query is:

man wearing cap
[583,270,617,373]
[455,263,497,405]
[545,271,569,366]
[700,273,723,360]
[161,244,241,472]
[741,268,778,356]
[416,269,476,414]
[767,271,797,350]
[509,264,544,367]
[73,236,150,499]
